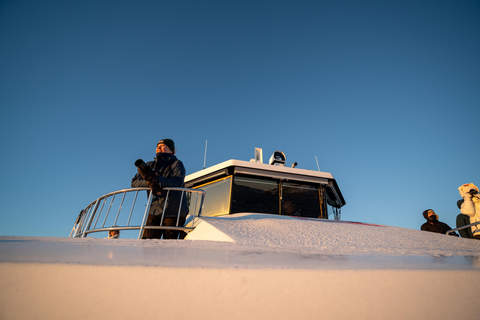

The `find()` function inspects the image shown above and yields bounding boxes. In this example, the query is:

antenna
[203,140,208,169]
[315,156,320,171]
[250,147,263,163]
[255,147,263,163]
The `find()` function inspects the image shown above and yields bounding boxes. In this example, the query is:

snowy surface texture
[187,213,480,257]
[1,213,480,320]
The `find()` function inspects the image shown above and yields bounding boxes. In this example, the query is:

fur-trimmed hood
[458,183,479,198]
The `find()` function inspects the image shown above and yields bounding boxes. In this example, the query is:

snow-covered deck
[1,214,480,319]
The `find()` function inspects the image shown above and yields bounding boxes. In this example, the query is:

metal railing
[70,187,206,239]
[446,221,480,236]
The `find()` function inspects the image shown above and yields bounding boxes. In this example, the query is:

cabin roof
[186,159,334,183]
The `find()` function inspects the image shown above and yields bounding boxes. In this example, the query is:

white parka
[458,183,480,236]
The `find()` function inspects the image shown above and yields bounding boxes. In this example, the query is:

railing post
[138,191,154,239]
[69,210,84,237]
[193,190,206,226]
[101,194,116,228]
[114,192,127,226]
[74,209,89,237]
[81,199,100,238]
[159,189,171,227]
[126,190,140,226]
[176,189,185,227]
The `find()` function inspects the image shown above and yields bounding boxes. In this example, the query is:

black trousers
[456,214,474,238]
[142,215,186,239]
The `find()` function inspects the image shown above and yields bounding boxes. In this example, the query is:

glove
[146,180,161,195]
[473,194,480,204]
[138,168,154,181]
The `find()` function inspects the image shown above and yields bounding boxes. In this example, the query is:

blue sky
[1,0,479,237]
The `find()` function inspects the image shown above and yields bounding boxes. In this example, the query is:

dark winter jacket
[421,220,455,235]
[131,153,189,218]
[420,210,457,236]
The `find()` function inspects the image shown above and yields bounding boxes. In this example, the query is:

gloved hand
[146,180,161,195]
[464,192,473,200]
[473,194,480,204]
[138,168,154,181]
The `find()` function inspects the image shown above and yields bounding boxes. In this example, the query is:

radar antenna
[315,156,320,171]
[203,140,208,169]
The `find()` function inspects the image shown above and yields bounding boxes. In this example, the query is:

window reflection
[281,182,321,218]
[231,177,279,214]
[197,177,231,216]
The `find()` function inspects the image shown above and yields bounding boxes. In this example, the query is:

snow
[186,213,480,257]
[1,213,480,320]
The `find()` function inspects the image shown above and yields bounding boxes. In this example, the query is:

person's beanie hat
[158,138,175,153]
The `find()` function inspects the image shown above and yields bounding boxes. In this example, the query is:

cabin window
[231,177,279,214]
[192,171,333,219]
[281,182,322,218]
[196,177,232,216]
[327,202,339,219]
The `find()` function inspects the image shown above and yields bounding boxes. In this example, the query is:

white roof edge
[186,159,335,183]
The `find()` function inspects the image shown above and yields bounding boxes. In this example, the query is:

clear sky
[0,0,479,237]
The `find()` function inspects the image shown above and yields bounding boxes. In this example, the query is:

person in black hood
[420,209,457,236]
[131,138,189,239]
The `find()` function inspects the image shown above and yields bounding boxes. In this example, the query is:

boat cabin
[70,149,346,239]
[185,150,345,220]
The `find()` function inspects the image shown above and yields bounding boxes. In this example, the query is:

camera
[135,159,148,171]
[135,159,154,180]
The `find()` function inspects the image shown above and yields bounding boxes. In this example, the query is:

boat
[68,148,478,241]
[2,149,480,320]
[69,148,346,239]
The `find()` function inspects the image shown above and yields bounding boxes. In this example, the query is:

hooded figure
[458,183,480,237]
[421,209,456,236]
[108,226,120,239]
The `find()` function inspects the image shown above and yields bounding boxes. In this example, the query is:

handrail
[446,221,480,236]
[69,187,206,239]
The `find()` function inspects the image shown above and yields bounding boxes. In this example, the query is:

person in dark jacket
[456,199,475,239]
[131,138,189,239]
[421,209,457,236]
